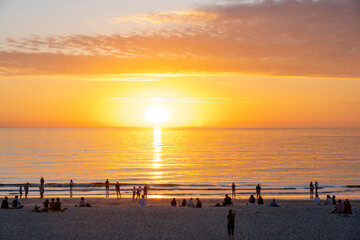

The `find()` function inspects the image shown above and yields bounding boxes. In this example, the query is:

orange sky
[0,0,359,127]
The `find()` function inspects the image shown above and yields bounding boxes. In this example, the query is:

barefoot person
[231,182,236,198]
[105,179,110,198]
[227,210,236,240]
[256,184,261,198]
[24,182,29,199]
[115,181,121,199]
[309,182,314,199]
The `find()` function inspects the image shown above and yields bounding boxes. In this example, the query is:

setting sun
[144,105,170,124]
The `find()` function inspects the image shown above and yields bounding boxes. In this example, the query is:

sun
[144,105,170,124]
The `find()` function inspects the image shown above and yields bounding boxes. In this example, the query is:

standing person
[136,186,141,200]
[115,181,121,199]
[24,182,29,199]
[144,184,150,198]
[70,179,73,198]
[105,179,110,198]
[40,177,44,186]
[132,187,136,201]
[19,185,23,198]
[309,182,314,199]
[231,182,236,198]
[227,210,236,240]
[315,182,319,195]
[39,185,44,198]
[256,184,261,198]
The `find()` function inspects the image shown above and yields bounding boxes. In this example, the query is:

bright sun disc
[144,105,170,124]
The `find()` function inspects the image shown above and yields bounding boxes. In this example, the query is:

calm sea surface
[0,127,359,199]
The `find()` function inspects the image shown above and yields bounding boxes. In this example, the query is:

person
[19,185,23,198]
[309,182,314,199]
[42,199,50,211]
[344,199,352,214]
[12,196,23,209]
[115,181,121,199]
[144,184,150,198]
[40,177,44,186]
[187,198,194,207]
[139,195,146,207]
[256,184,261,198]
[136,186,142,200]
[32,205,42,213]
[105,179,110,198]
[1,196,9,209]
[49,198,55,209]
[325,195,332,205]
[269,199,278,207]
[70,179,74,198]
[53,198,62,211]
[181,199,187,207]
[332,195,336,205]
[314,194,320,205]
[223,194,233,206]
[258,195,264,205]
[171,198,177,207]
[196,198,203,208]
[227,210,236,240]
[248,195,256,205]
[78,197,86,207]
[39,185,44,198]
[330,199,344,214]
[132,187,136,201]
[24,182,29,199]
[231,182,236,198]
[315,182,319,195]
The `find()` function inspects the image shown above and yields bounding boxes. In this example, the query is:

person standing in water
[315,181,319,195]
[24,182,29,199]
[40,177,44,186]
[19,185,23,198]
[105,179,110,198]
[309,182,314,199]
[115,181,121,199]
[231,182,236,198]
[132,187,136,201]
[70,179,74,198]
[256,184,261,198]
[227,210,236,240]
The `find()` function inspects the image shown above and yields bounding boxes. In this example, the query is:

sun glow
[144,105,170,124]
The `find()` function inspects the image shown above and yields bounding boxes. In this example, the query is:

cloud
[0,0,359,78]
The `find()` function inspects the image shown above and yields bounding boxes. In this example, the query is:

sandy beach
[1,198,359,240]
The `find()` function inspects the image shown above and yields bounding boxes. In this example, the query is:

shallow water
[0,127,359,199]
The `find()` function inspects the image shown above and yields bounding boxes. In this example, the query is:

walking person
[105,179,110,198]
[115,181,121,199]
[24,182,29,199]
[19,185,23,198]
[227,210,236,240]
[231,182,236,198]
[256,184,261,198]
[309,182,314,199]
[315,181,319,195]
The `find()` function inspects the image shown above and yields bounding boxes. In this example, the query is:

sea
[0,127,359,199]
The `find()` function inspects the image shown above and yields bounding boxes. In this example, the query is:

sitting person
[258,195,264,205]
[171,198,177,207]
[248,195,256,205]
[325,195,332,205]
[314,195,321,205]
[1,196,9,209]
[196,198,203,208]
[330,199,344,214]
[187,198,194,208]
[42,199,50,211]
[49,198,55,209]
[52,198,62,211]
[269,199,278,207]
[11,196,23,209]
[223,194,233,206]
[332,195,336,205]
[78,197,86,207]
[344,199,352,214]
[139,195,146,207]
[181,199,187,207]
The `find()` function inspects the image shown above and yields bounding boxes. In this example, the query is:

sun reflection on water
[151,127,165,183]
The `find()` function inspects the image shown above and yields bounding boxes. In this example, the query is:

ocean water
[0,127,359,199]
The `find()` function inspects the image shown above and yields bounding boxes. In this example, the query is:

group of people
[313,194,353,214]
[132,185,150,200]
[309,181,319,199]
[1,196,23,209]
[170,197,203,208]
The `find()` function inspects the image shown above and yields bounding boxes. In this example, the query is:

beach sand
[0,198,359,240]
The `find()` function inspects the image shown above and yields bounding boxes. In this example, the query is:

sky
[0,0,359,127]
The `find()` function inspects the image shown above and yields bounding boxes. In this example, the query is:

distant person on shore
[248,195,256,205]
[171,198,177,206]
[115,181,121,199]
[315,181,319,195]
[332,195,336,205]
[330,199,344,214]
[196,198,203,208]
[223,194,233,206]
[43,199,50,211]
[39,185,44,198]
[12,196,23,209]
[314,194,321,205]
[256,184,261,198]
[136,186,142,200]
[144,184,150,198]
[344,199,352,214]
[132,187,136,201]
[231,182,236,198]
[70,179,74,198]
[258,195,264,205]
[181,199,187,207]
[1,196,9,209]
[19,185,23,198]
[187,198,194,207]
[325,195,332,205]
[309,182,314,199]
[24,182,29,199]
[105,179,110,198]
[227,210,236,240]
[269,199,278,207]
[139,195,146,207]
[40,177,44,186]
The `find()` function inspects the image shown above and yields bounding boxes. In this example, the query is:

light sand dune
[0,198,359,240]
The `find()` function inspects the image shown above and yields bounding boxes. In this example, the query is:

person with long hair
[227,209,236,240]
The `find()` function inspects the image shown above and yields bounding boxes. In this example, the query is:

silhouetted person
[227,210,236,240]
[115,181,121,198]
[40,177,44,186]
[50,198,55,208]
[70,179,73,198]
[144,184,149,198]
[1,196,9,209]
[256,184,261,197]
[332,195,336,205]
[314,194,320,205]
[139,195,146,207]
[248,195,256,205]
[136,186,141,200]
[330,199,344,214]
[12,196,23,209]
[315,181,319,195]
[231,182,236,198]
[39,185,44,198]
[269,199,278,207]
[187,198,194,207]
[171,198,177,206]
[258,195,264,205]
[43,199,50,211]
[196,198,203,208]
[24,182,29,199]
[19,185,23,198]
[132,187,136,201]
[344,199,352,214]
[223,194,233,206]
[181,199,187,207]
[105,179,110,198]
[309,182,314,199]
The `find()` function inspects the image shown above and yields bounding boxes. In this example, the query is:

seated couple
[1,196,23,209]
[185,198,203,208]
[247,195,264,205]
[330,199,352,214]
